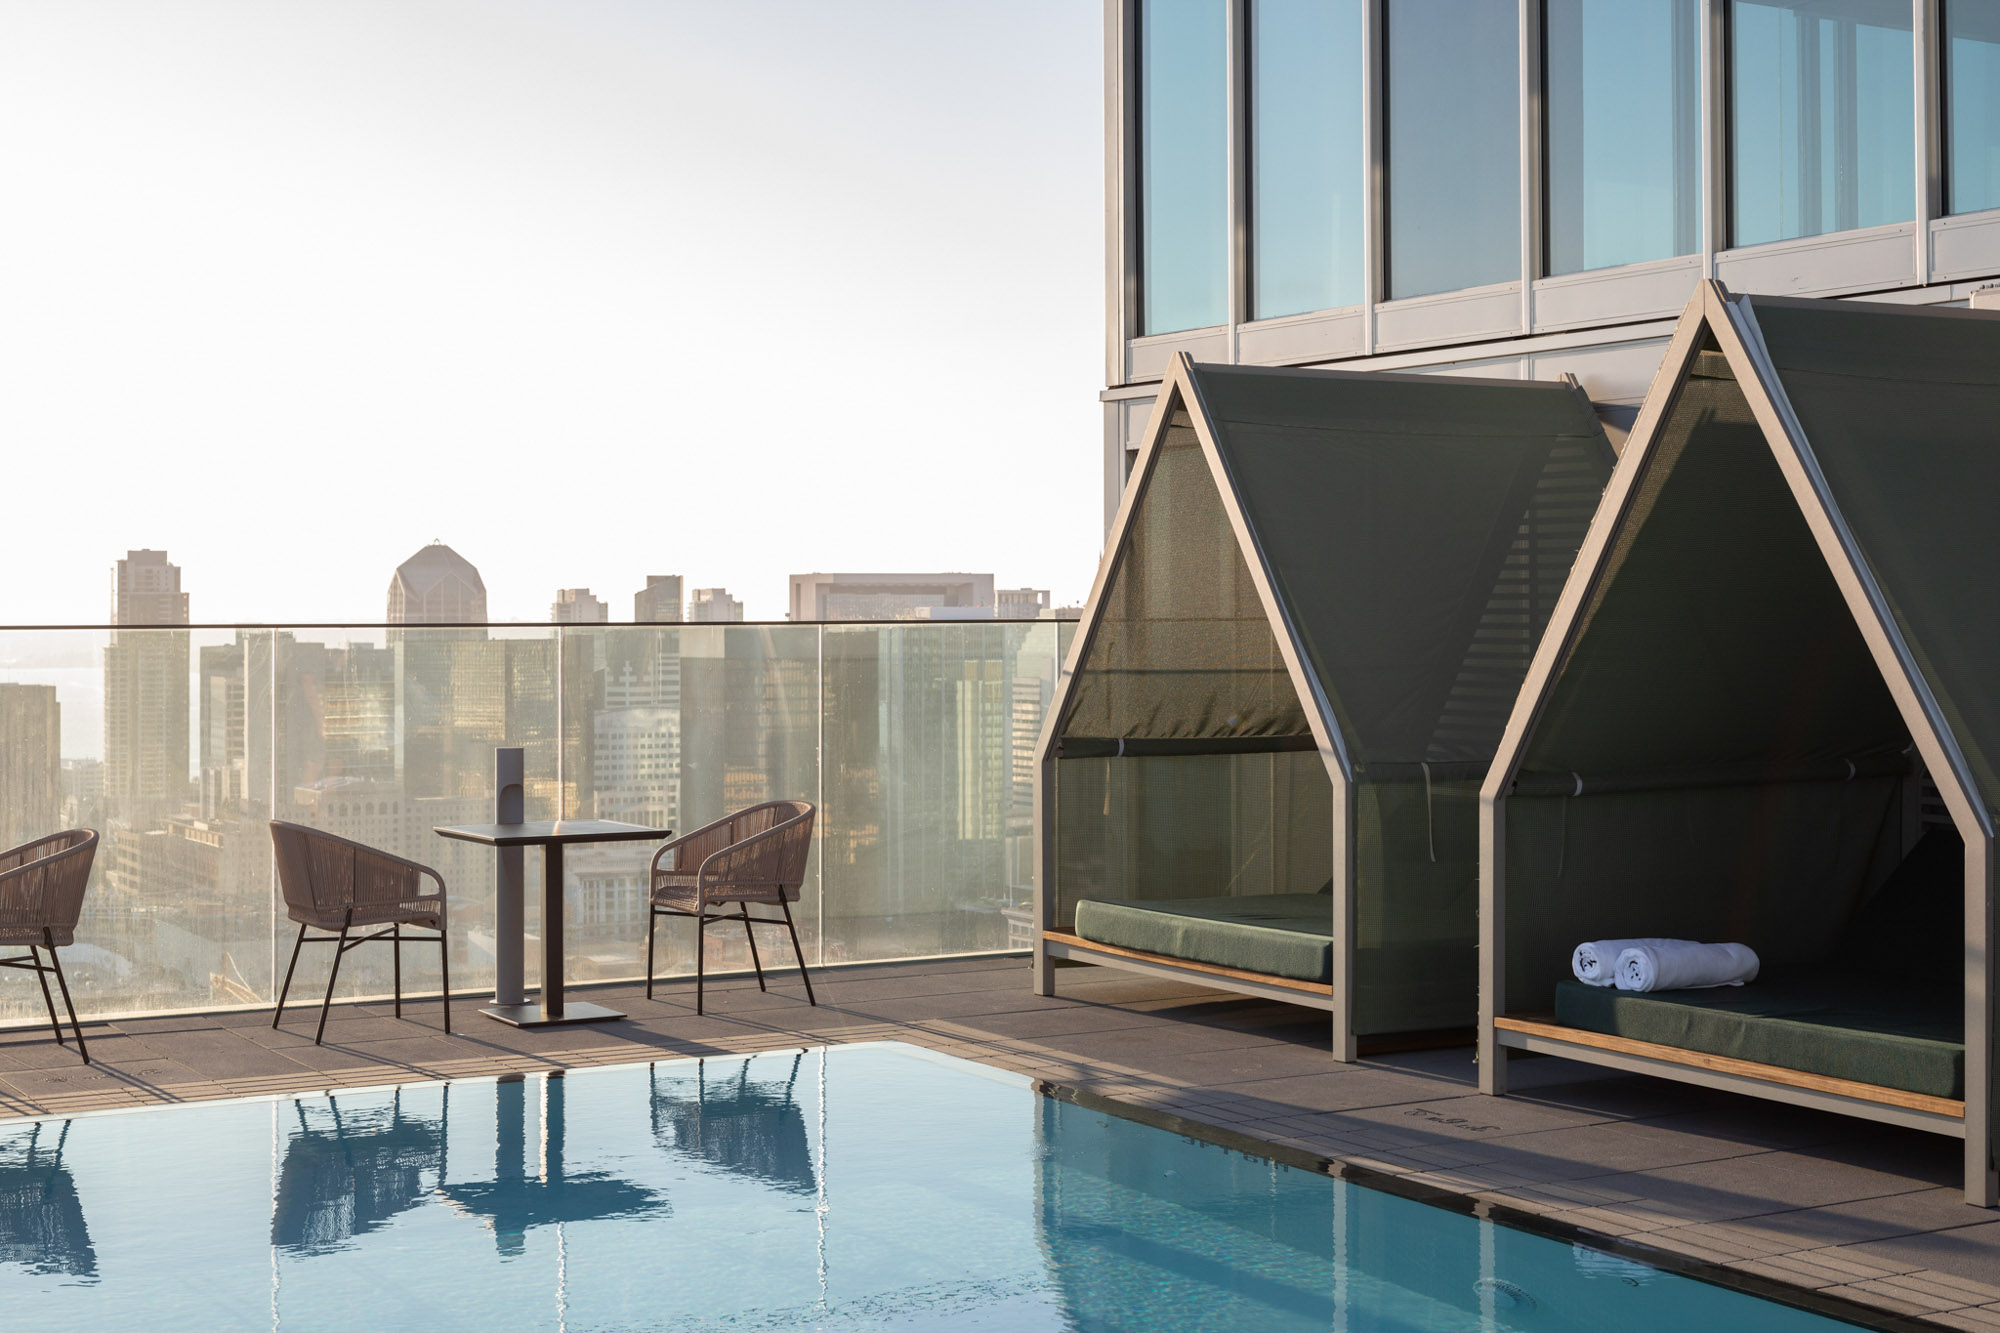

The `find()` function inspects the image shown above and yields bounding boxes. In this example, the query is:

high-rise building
[634,575,684,623]
[995,588,1051,619]
[789,572,995,622]
[551,588,609,623]
[0,684,60,849]
[104,549,190,814]
[687,588,744,623]
[387,542,486,642]
[1100,4,2000,523]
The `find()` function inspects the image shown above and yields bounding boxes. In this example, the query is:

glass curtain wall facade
[1139,0,1228,334]
[1126,0,2000,349]
[1730,0,1914,246]
[1249,0,1365,317]
[0,620,1073,1025]
[1546,0,1702,274]
[1385,0,1521,298]
[1947,1,2000,215]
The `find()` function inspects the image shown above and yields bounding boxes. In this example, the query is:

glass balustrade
[0,619,1075,1024]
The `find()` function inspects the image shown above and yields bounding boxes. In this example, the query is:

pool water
[0,1042,1864,1331]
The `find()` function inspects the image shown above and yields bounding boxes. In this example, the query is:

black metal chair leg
[779,900,816,1007]
[740,907,767,992]
[274,922,307,1028]
[43,933,86,1063]
[438,928,451,1035]
[646,909,657,1000]
[392,923,402,1019]
[28,946,63,1046]
[695,907,706,1017]
[316,913,352,1045]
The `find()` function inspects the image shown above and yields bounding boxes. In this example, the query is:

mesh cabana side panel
[1057,409,1309,746]
[1053,751,1333,929]
[1052,406,1327,928]
[1505,356,1911,1016]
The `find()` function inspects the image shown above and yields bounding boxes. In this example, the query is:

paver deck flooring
[1,953,1994,1328]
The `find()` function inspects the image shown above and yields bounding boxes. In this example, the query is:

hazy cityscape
[0,544,1077,1020]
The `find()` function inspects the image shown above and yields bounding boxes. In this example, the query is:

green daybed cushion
[1072,894,1333,984]
[1553,969,1963,1099]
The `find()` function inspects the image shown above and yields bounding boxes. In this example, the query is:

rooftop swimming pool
[1,1042,1873,1330]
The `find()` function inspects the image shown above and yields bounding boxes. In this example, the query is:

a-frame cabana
[1480,281,2000,1207]
[1035,354,1614,1057]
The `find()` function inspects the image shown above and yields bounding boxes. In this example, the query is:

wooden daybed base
[1494,1015,1965,1136]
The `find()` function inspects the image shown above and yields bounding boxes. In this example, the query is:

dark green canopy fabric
[1749,296,2000,816]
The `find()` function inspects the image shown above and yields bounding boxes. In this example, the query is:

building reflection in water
[272,1088,443,1255]
[650,1051,818,1195]
[0,1121,95,1281]
[437,1073,668,1257]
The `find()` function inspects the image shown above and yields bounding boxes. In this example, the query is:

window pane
[1546,0,1702,275]
[1947,0,2000,215]
[1249,0,1365,318]
[1386,0,1521,300]
[1730,0,1913,247]
[1140,0,1228,335]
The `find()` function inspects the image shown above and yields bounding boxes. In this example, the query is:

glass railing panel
[275,626,561,1005]
[559,624,821,984]
[820,621,1068,965]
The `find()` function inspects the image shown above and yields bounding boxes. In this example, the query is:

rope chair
[0,830,98,1063]
[270,821,451,1044]
[646,801,816,1015]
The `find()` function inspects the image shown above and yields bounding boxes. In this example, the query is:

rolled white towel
[1571,939,1678,987]
[1615,941,1760,992]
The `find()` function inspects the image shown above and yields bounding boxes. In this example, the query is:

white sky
[0,1,1105,624]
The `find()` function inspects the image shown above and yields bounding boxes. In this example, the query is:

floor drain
[1473,1278,1538,1311]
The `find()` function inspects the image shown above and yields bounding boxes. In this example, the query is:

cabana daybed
[1479,281,1999,1207]
[1034,355,1614,1057]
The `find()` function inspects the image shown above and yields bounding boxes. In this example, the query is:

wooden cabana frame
[1478,280,1999,1207]
[1036,353,1612,1061]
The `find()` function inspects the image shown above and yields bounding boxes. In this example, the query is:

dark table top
[432,820,671,847]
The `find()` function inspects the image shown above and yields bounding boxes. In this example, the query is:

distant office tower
[995,587,1051,619]
[589,627,683,828]
[551,588,609,624]
[104,549,191,813]
[111,548,189,626]
[687,588,744,623]
[0,685,60,849]
[634,575,684,623]
[387,542,487,642]
[789,572,995,622]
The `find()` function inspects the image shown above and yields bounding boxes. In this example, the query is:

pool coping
[1034,1076,1938,1333]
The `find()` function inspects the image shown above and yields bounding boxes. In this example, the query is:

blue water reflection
[0,1044,1869,1330]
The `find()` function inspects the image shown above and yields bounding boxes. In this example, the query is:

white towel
[1615,941,1759,992]
[1571,939,1678,987]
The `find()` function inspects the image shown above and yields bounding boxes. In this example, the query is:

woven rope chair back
[719,800,814,903]
[0,830,97,933]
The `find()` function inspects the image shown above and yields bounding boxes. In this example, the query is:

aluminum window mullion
[1226,0,1245,360]
[1705,0,1727,269]
[1519,0,1538,332]
[1361,0,1382,351]
[1917,0,1939,275]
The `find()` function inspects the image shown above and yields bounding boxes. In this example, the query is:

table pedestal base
[479,1000,625,1028]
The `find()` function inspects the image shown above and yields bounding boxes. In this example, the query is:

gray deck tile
[1834,1220,2000,1288]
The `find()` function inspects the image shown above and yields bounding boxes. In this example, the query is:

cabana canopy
[1479,280,2000,1208]
[1036,354,1612,1055]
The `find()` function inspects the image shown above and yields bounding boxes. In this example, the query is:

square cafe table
[433,819,669,1027]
